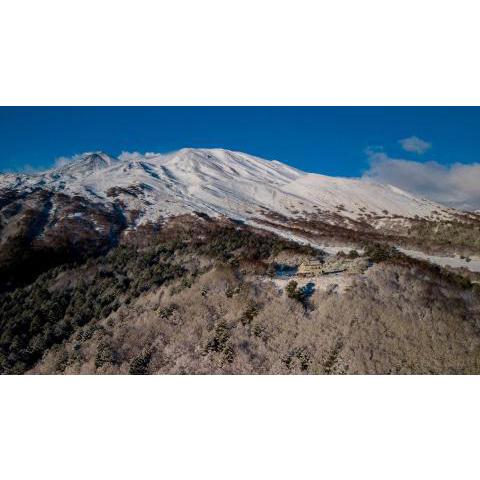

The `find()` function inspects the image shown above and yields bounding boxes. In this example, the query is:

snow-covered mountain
[0,148,456,227]
[3,147,480,292]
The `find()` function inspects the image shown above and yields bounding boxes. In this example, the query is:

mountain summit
[49,151,118,178]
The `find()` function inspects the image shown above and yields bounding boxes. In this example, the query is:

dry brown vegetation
[0,216,315,373]
[2,214,480,374]
[30,258,480,374]
[11,218,478,375]
[257,209,480,257]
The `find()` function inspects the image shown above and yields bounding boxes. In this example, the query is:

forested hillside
[1,215,479,374]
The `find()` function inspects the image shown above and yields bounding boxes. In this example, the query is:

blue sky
[1,107,479,209]
[0,106,478,174]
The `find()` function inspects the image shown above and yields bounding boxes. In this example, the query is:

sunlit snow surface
[2,148,452,225]
[398,248,480,273]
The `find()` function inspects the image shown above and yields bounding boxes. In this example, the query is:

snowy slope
[0,147,455,227]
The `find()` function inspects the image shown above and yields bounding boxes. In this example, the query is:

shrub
[158,304,177,319]
[222,343,235,364]
[283,347,311,371]
[206,321,231,354]
[285,280,299,298]
[364,243,399,263]
[285,280,307,304]
[95,341,116,369]
[225,285,240,298]
[129,348,153,375]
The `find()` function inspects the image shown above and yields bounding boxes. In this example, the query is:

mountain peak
[77,151,117,164]
[51,151,118,177]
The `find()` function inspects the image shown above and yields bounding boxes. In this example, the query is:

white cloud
[53,154,82,168]
[16,164,43,174]
[8,155,80,173]
[399,136,431,154]
[118,151,143,162]
[118,151,162,162]
[364,149,480,211]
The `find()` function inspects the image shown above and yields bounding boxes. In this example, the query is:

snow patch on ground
[246,220,362,255]
[250,220,480,274]
[398,248,480,273]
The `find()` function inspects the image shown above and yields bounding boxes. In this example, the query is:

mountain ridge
[0,147,457,224]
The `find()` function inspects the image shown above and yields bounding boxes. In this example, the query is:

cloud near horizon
[53,154,83,168]
[118,151,162,161]
[364,149,480,211]
[399,136,431,154]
